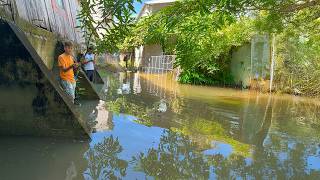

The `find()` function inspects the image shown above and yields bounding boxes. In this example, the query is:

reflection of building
[92,100,114,132]
[135,0,176,67]
[141,73,178,99]
[80,100,114,132]
[133,72,142,94]
[118,73,131,95]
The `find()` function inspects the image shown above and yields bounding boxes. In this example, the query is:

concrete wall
[135,46,144,67]
[136,44,163,67]
[231,43,252,88]
[251,35,270,80]
[21,21,58,70]
[143,44,163,66]
[231,35,270,88]
[0,19,90,137]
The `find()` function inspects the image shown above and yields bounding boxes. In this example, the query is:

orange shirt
[58,53,75,83]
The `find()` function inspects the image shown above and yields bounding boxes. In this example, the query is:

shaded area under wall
[0,19,92,138]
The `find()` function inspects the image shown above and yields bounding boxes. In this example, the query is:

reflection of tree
[168,97,185,114]
[84,136,128,180]
[133,130,210,179]
[272,98,320,140]
[253,96,273,148]
[172,118,251,157]
[207,137,320,179]
[106,97,155,126]
[104,73,121,98]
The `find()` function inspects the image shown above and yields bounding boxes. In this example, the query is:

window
[56,0,65,9]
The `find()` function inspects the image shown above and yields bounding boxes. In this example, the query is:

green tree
[116,0,320,85]
[78,0,141,52]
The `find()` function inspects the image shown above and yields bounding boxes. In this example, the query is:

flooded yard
[1,71,320,179]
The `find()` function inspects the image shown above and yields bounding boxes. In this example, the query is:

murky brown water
[1,71,320,179]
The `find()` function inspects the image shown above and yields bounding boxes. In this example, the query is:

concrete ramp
[0,19,93,138]
[93,69,104,84]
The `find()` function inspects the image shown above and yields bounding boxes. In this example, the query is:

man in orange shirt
[58,42,79,104]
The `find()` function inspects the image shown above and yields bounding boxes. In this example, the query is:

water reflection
[1,71,320,179]
[84,136,127,179]
[0,137,88,180]
[132,130,210,179]
[98,72,320,179]
[206,137,320,179]
[87,117,320,179]
[32,83,49,116]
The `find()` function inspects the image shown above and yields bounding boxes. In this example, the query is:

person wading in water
[58,42,80,105]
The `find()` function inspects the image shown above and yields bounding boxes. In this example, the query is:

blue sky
[133,0,146,16]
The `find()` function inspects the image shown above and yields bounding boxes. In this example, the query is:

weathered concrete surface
[231,43,252,88]
[20,20,58,70]
[0,20,91,138]
[231,35,270,88]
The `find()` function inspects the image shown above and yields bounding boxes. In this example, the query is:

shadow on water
[0,137,89,180]
[1,70,320,179]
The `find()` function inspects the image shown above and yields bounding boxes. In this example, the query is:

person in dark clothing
[123,54,128,69]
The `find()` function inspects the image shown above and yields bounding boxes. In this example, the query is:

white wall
[140,44,163,67]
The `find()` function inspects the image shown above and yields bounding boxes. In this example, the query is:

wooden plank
[9,0,83,44]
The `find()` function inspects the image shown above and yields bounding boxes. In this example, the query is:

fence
[142,55,176,74]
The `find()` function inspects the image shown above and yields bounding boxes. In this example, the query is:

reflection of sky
[308,156,320,170]
[264,132,320,174]
[90,113,163,178]
[91,114,162,158]
[90,112,320,178]
[94,72,320,178]
[203,141,233,157]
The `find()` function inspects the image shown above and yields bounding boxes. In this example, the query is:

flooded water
[1,71,320,179]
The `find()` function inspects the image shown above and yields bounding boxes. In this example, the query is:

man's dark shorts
[86,70,94,82]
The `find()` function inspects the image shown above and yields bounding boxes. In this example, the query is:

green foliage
[80,0,320,89]
[116,0,320,86]
[120,6,257,85]
[175,16,255,85]
[274,6,320,96]
[78,0,141,53]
